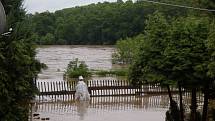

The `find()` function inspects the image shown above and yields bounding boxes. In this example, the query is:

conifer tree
[0,0,42,120]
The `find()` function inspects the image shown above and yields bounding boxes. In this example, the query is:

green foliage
[65,58,91,79]
[129,12,172,85]
[129,12,214,88]
[207,22,215,78]
[27,0,193,45]
[95,69,128,77]
[166,16,212,87]
[128,12,214,121]
[40,33,55,45]
[112,34,144,64]
[0,0,42,120]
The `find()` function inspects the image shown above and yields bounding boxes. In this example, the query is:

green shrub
[65,58,91,79]
[95,69,128,77]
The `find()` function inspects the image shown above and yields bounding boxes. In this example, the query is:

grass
[94,69,128,77]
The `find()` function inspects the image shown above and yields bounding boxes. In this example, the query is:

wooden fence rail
[36,80,181,98]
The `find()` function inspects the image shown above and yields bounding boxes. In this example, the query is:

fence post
[40,82,43,92]
[56,81,58,91]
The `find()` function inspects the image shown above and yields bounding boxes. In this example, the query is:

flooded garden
[32,45,204,121]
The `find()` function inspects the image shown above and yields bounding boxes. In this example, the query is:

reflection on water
[32,96,171,121]
[32,92,204,121]
[77,101,90,120]
[36,45,115,82]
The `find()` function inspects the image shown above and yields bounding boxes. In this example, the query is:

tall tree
[0,0,42,120]
[129,12,181,121]
[129,12,214,121]
[167,16,213,121]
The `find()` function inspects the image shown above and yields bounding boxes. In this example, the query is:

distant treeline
[28,0,195,45]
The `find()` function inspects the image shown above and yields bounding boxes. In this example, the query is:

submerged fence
[33,96,171,113]
[31,80,204,121]
[35,80,182,99]
[30,93,204,121]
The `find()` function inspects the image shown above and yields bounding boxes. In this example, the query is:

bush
[65,58,91,79]
[95,69,128,77]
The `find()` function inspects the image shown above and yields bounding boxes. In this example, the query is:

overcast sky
[24,0,119,13]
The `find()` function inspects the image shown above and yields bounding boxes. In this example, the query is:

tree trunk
[178,82,184,121]
[167,85,173,106]
[202,84,209,121]
[190,88,197,121]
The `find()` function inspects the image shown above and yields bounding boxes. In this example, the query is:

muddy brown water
[36,45,116,82]
[32,96,169,121]
[34,45,200,121]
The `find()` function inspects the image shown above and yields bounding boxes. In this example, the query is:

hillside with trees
[28,0,197,45]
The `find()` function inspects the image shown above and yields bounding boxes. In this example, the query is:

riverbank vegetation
[27,0,196,45]
[112,34,143,65]
[64,58,128,80]
[95,69,128,77]
[64,58,92,79]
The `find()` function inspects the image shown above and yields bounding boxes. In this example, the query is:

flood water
[34,45,191,121]
[36,45,115,82]
[32,96,169,121]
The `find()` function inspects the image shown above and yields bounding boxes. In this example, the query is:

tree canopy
[129,11,214,87]
[27,0,197,45]
[127,11,215,121]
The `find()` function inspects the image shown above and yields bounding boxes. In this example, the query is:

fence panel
[35,80,181,98]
